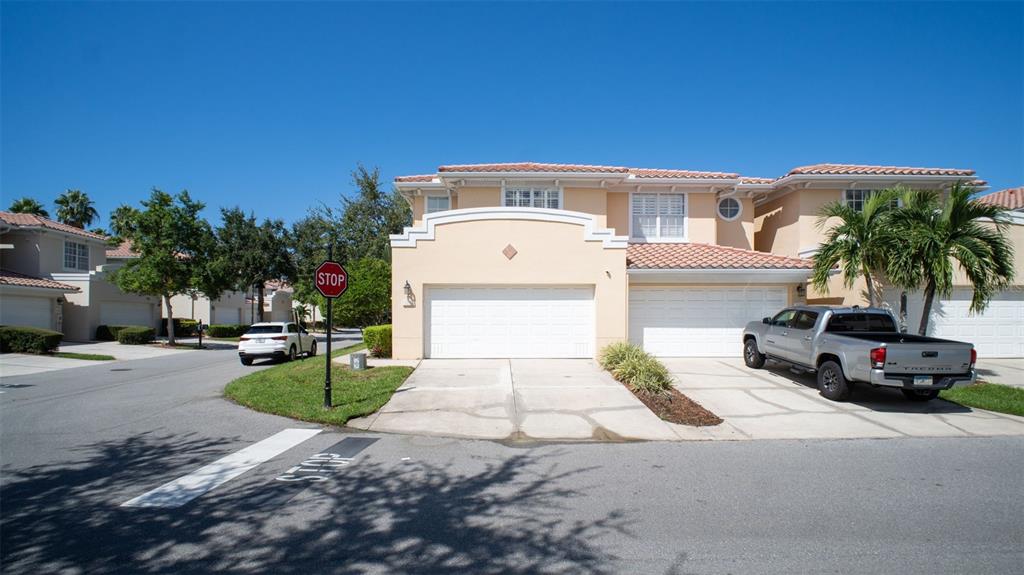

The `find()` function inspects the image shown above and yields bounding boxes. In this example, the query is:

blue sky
[2,1,1022,227]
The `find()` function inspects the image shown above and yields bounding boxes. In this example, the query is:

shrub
[159,318,199,337]
[363,324,392,358]
[0,325,63,354]
[96,324,129,341]
[207,324,249,338]
[599,342,673,395]
[117,326,155,345]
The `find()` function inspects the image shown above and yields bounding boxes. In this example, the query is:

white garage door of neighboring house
[0,295,52,330]
[884,288,1024,358]
[630,287,788,357]
[426,286,594,358]
[213,307,242,325]
[100,301,153,327]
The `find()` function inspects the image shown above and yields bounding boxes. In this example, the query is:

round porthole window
[717,197,741,221]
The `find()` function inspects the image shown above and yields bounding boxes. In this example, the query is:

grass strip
[53,352,115,361]
[940,383,1024,417]
[225,344,411,426]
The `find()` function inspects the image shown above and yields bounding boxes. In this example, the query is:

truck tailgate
[883,343,973,375]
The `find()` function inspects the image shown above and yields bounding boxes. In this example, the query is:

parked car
[238,322,317,365]
[743,306,976,401]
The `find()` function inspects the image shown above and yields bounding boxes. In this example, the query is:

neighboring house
[0,212,160,340]
[755,172,1024,358]
[262,280,295,323]
[390,162,816,359]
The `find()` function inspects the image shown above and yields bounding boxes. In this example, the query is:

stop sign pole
[315,245,348,408]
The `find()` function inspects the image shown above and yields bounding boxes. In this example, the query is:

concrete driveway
[664,357,1024,440]
[348,359,688,441]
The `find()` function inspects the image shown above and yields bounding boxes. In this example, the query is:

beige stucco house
[390,163,1023,360]
[390,162,816,360]
[0,212,161,340]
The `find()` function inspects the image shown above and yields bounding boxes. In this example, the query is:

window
[425,196,450,214]
[64,241,90,271]
[791,310,820,331]
[826,313,897,333]
[717,197,741,221]
[771,309,796,327]
[287,323,298,333]
[844,189,899,212]
[631,192,686,240]
[502,186,560,209]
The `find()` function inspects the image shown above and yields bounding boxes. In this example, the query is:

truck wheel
[240,357,253,366]
[744,339,766,369]
[901,389,940,401]
[817,360,852,401]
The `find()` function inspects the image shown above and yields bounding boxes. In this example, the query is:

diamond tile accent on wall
[502,244,518,260]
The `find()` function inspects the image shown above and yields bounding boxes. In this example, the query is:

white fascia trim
[437,171,627,181]
[394,180,446,192]
[623,177,740,186]
[50,272,94,282]
[798,245,821,258]
[628,268,813,284]
[389,206,628,248]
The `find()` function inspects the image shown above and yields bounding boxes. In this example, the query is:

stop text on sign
[317,271,345,286]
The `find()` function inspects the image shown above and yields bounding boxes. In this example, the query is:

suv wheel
[240,357,253,366]
[288,345,297,362]
[817,360,852,401]
[901,389,940,401]
[744,339,766,369]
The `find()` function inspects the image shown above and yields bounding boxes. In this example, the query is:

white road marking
[122,428,321,508]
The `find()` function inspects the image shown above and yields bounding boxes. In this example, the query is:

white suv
[238,322,317,365]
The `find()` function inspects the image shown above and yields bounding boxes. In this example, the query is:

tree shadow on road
[2,433,630,574]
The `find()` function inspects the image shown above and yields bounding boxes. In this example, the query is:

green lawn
[205,336,240,342]
[224,344,412,426]
[53,352,115,361]
[940,383,1024,417]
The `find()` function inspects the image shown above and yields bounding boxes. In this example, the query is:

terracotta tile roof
[975,187,1024,210]
[438,162,630,174]
[0,211,108,241]
[629,168,737,179]
[105,240,138,259]
[394,174,437,183]
[739,176,775,184]
[786,163,975,177]
[0,269,80,291]
[627,243,814,270]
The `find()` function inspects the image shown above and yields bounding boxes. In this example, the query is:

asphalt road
[2,342,1022,574]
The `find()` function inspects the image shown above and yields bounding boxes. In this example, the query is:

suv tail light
[970,348,977,369]
[870,347,886,369]
[270,336,288,341]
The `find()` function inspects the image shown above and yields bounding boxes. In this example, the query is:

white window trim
[716,196,742,221]
[63,239,90,272]
[629,191,688,243]
[424,194,451,214]
[844,188,901,212]
[500,182,564,210]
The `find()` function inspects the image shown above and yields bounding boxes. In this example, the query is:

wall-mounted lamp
[796,284,806,297]
[403,281,416,307]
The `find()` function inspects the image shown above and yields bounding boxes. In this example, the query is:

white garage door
[100,301,153,327]
[213,307,242,325]
[630,286,788,357]
[427,286,594,358]
[884,288,1024,358]
[0,295,52,330]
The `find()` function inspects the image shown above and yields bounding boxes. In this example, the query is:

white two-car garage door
[0,295,52,330]
[426,286,594,358]
[887,288,1024,358]
[630,286,788,357]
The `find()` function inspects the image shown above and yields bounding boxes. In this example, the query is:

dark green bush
[207,324,249,338]
[96,325,128,341]
[599,342,673,395]
[363,324,392,358]
[159,318,199,337]
[0,325,63,354]
[117,326,155,345]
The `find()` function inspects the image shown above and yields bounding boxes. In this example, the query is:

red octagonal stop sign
[315,260,348,298]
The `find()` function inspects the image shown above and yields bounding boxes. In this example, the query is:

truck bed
[827,331,966,345]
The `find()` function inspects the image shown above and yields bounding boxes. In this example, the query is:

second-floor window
[64,240,90,271]
[844,189,899,212]
[632,192,686,240]
[503,186,561,209]
[425,196,450,214]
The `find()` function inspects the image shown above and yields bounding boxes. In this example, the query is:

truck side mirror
[762,317,771,325]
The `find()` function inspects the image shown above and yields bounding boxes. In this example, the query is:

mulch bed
[632,387,723,427]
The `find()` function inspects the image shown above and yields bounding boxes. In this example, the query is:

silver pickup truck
[742,306,976,402]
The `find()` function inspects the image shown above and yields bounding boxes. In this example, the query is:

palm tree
[811,188,900,307]
[8,197,49,217]
[884,182,1015,336]
[109,204,139,238]
[54,189,99,229]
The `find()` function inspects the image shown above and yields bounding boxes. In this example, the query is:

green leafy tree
[110,189,226,344]
[214,207,295,322]
[8,197,49,217]
[884,183,1016,335]
[288,212,337,312]
[326,258,392,327]
[327,164,411,261]
[810,188,899,307]
[54,189,100,229]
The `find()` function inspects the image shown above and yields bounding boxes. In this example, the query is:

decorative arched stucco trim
[389,207,629,249]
